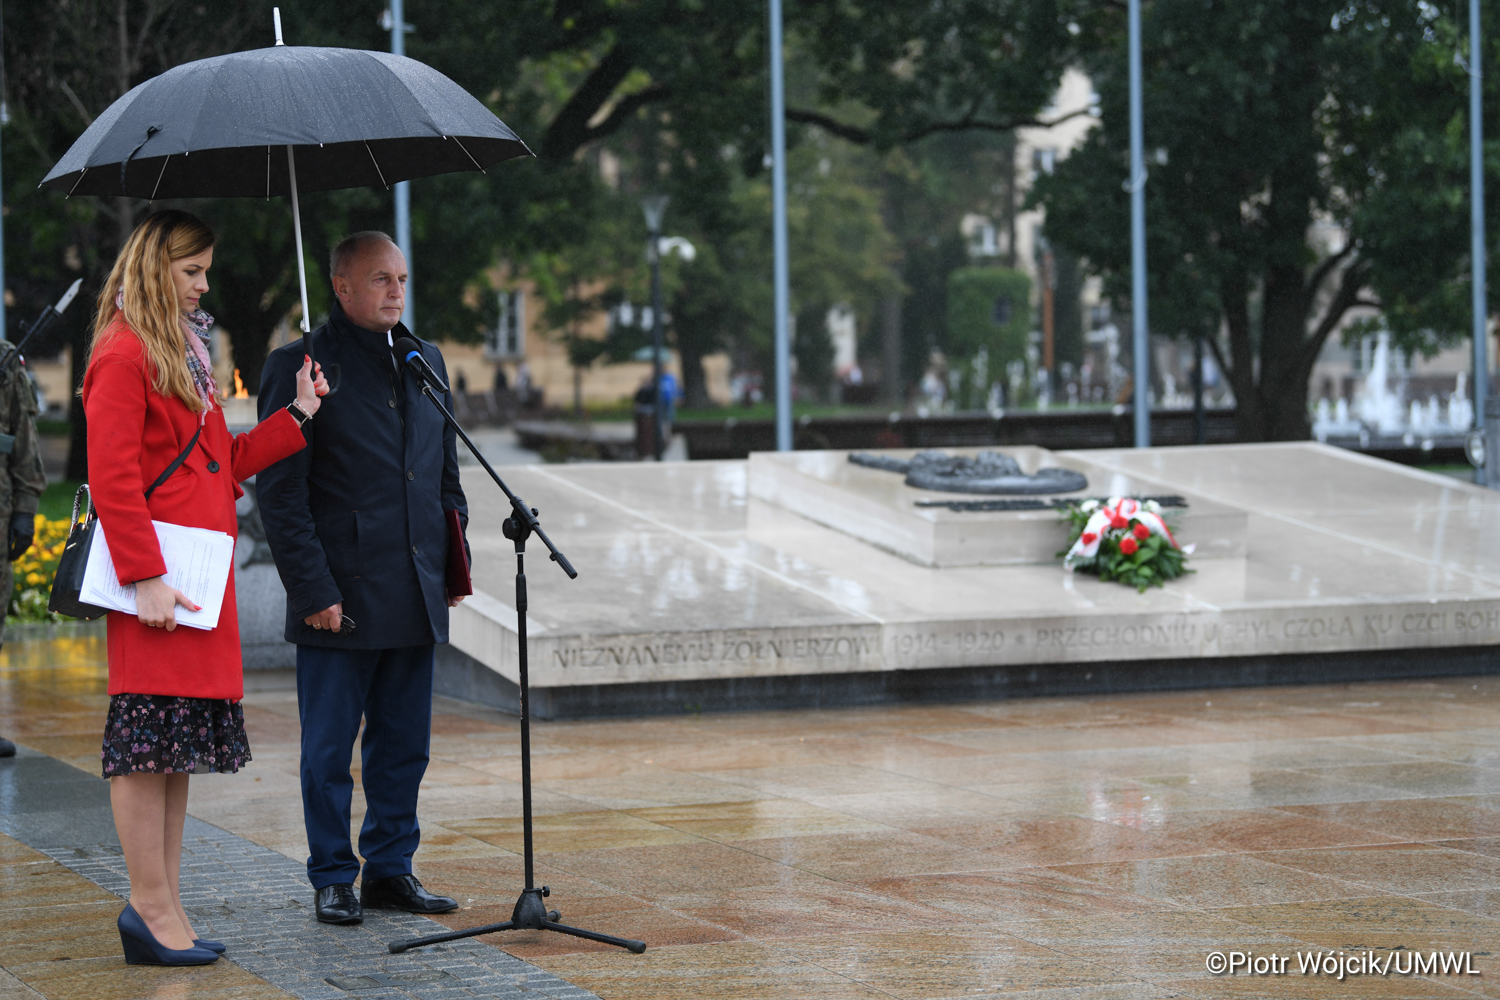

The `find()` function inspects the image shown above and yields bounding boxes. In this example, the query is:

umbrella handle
[323,363,342,398]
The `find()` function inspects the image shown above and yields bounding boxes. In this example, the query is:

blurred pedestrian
[659,370,679,426]
[84,210,322,965]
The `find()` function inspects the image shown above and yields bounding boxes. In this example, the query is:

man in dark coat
[257,231,467,925]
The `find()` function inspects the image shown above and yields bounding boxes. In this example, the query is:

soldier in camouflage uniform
[0,348,47,758]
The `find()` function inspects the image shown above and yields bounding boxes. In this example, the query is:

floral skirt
[100,694,251,778]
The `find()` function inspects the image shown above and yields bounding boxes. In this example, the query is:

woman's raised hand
[295,354,329,416]
[135,576,199,632]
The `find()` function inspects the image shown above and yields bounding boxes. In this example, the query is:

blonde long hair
[90,210,215,411]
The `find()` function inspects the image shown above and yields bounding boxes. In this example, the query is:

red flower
[1081,532,1098,545]
[1110,514,1129,530]
[1133,523,1151,540]
[1119,537,1139,555]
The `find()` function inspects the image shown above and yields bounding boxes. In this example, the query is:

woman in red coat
[83,210,326,966]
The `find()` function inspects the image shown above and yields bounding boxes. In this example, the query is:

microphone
[392,336,449,393]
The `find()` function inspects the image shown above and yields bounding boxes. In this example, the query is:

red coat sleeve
[230,406,306,483]
[85,353,169,585]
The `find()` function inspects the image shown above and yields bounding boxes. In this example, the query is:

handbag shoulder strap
[144,424,203,500]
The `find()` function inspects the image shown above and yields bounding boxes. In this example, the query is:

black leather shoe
[315,884,362,924]
[360,874,457,914]
[0,736,15,758]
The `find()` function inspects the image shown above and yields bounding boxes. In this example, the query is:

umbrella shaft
[286,146,313,350]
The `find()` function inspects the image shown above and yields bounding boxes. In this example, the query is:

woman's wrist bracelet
[287,401,312,427]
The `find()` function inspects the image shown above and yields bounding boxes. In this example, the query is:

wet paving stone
[3,642,1499,998]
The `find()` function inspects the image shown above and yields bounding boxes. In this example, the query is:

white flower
[1080,499,1099,513]
[1144,500,1162,514]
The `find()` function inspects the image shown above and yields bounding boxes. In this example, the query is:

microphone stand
[387,369,647,957]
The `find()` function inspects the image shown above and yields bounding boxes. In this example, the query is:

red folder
[446,510,473,598]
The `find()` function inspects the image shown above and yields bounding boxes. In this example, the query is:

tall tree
[5,0,1087,457]
[1348,0,1500,363]
[1035,0,1452,441]
[4,0,261,477]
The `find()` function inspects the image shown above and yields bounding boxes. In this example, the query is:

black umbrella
[42,10,531,385]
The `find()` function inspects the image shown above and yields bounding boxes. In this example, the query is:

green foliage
[7,0,1079,429]
[38,481,85,523]
[947,268,1031,368]
[798,0,1087,148]
[1349,0,1500,355]
[1034,0,1450,442]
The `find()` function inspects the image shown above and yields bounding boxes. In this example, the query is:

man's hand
[7,513,33,562]
[136,576,199,631]
[448,594,466,608]
[304,603,343,632]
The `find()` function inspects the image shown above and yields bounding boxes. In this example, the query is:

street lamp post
[769,0,792,451]
[1128,0,1150,448]
[643,196,669,461]
[387,0,415,332]
[1470,0,1490,485]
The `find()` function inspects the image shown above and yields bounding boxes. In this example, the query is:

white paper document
[79,520,235,630]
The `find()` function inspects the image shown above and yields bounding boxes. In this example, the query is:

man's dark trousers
[297,643,434,890]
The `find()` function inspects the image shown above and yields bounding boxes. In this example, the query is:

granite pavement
[2,634,1498,999]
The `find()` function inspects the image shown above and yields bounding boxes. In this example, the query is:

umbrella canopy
[43,37,531,391]
[42,45,531,199]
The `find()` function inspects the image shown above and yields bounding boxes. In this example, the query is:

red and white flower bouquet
[1059,497,1192,592]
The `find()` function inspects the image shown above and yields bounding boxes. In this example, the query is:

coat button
[207,461,220,473]
[411,545,419,555]
[388,399,397,408]
[406,470,415,480]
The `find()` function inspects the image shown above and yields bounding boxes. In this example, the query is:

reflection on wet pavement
[2,636,1498,999]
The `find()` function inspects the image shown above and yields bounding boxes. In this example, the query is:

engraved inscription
[1453,609,1500,632]
[1038,621,1200,650]
[553,635,876,670]
[1280,616,1354,640]
[891,630,1006,658]
[886,604,1500,667]
[552,641,717,670]
[546,604,1500,678]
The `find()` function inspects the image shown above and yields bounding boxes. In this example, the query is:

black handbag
[48,426,203,619]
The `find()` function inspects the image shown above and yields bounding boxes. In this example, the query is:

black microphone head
[393,336,423,364]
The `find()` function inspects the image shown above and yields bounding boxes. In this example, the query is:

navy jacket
[256,301,467,649]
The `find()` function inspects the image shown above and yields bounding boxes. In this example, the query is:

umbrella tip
[273,7,284,45]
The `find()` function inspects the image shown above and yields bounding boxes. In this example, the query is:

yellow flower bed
[9,515,72,623]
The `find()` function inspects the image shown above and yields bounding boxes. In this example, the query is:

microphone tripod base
[387,886,645,955]
[384,380,633,959]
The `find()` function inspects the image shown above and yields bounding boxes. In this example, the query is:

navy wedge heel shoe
[194,939,227,954]
[117,906,218,966]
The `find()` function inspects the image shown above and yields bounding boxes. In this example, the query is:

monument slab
[746,447,1248,566]
[444,443,1500,715]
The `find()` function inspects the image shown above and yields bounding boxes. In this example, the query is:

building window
[487,289,525,359]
